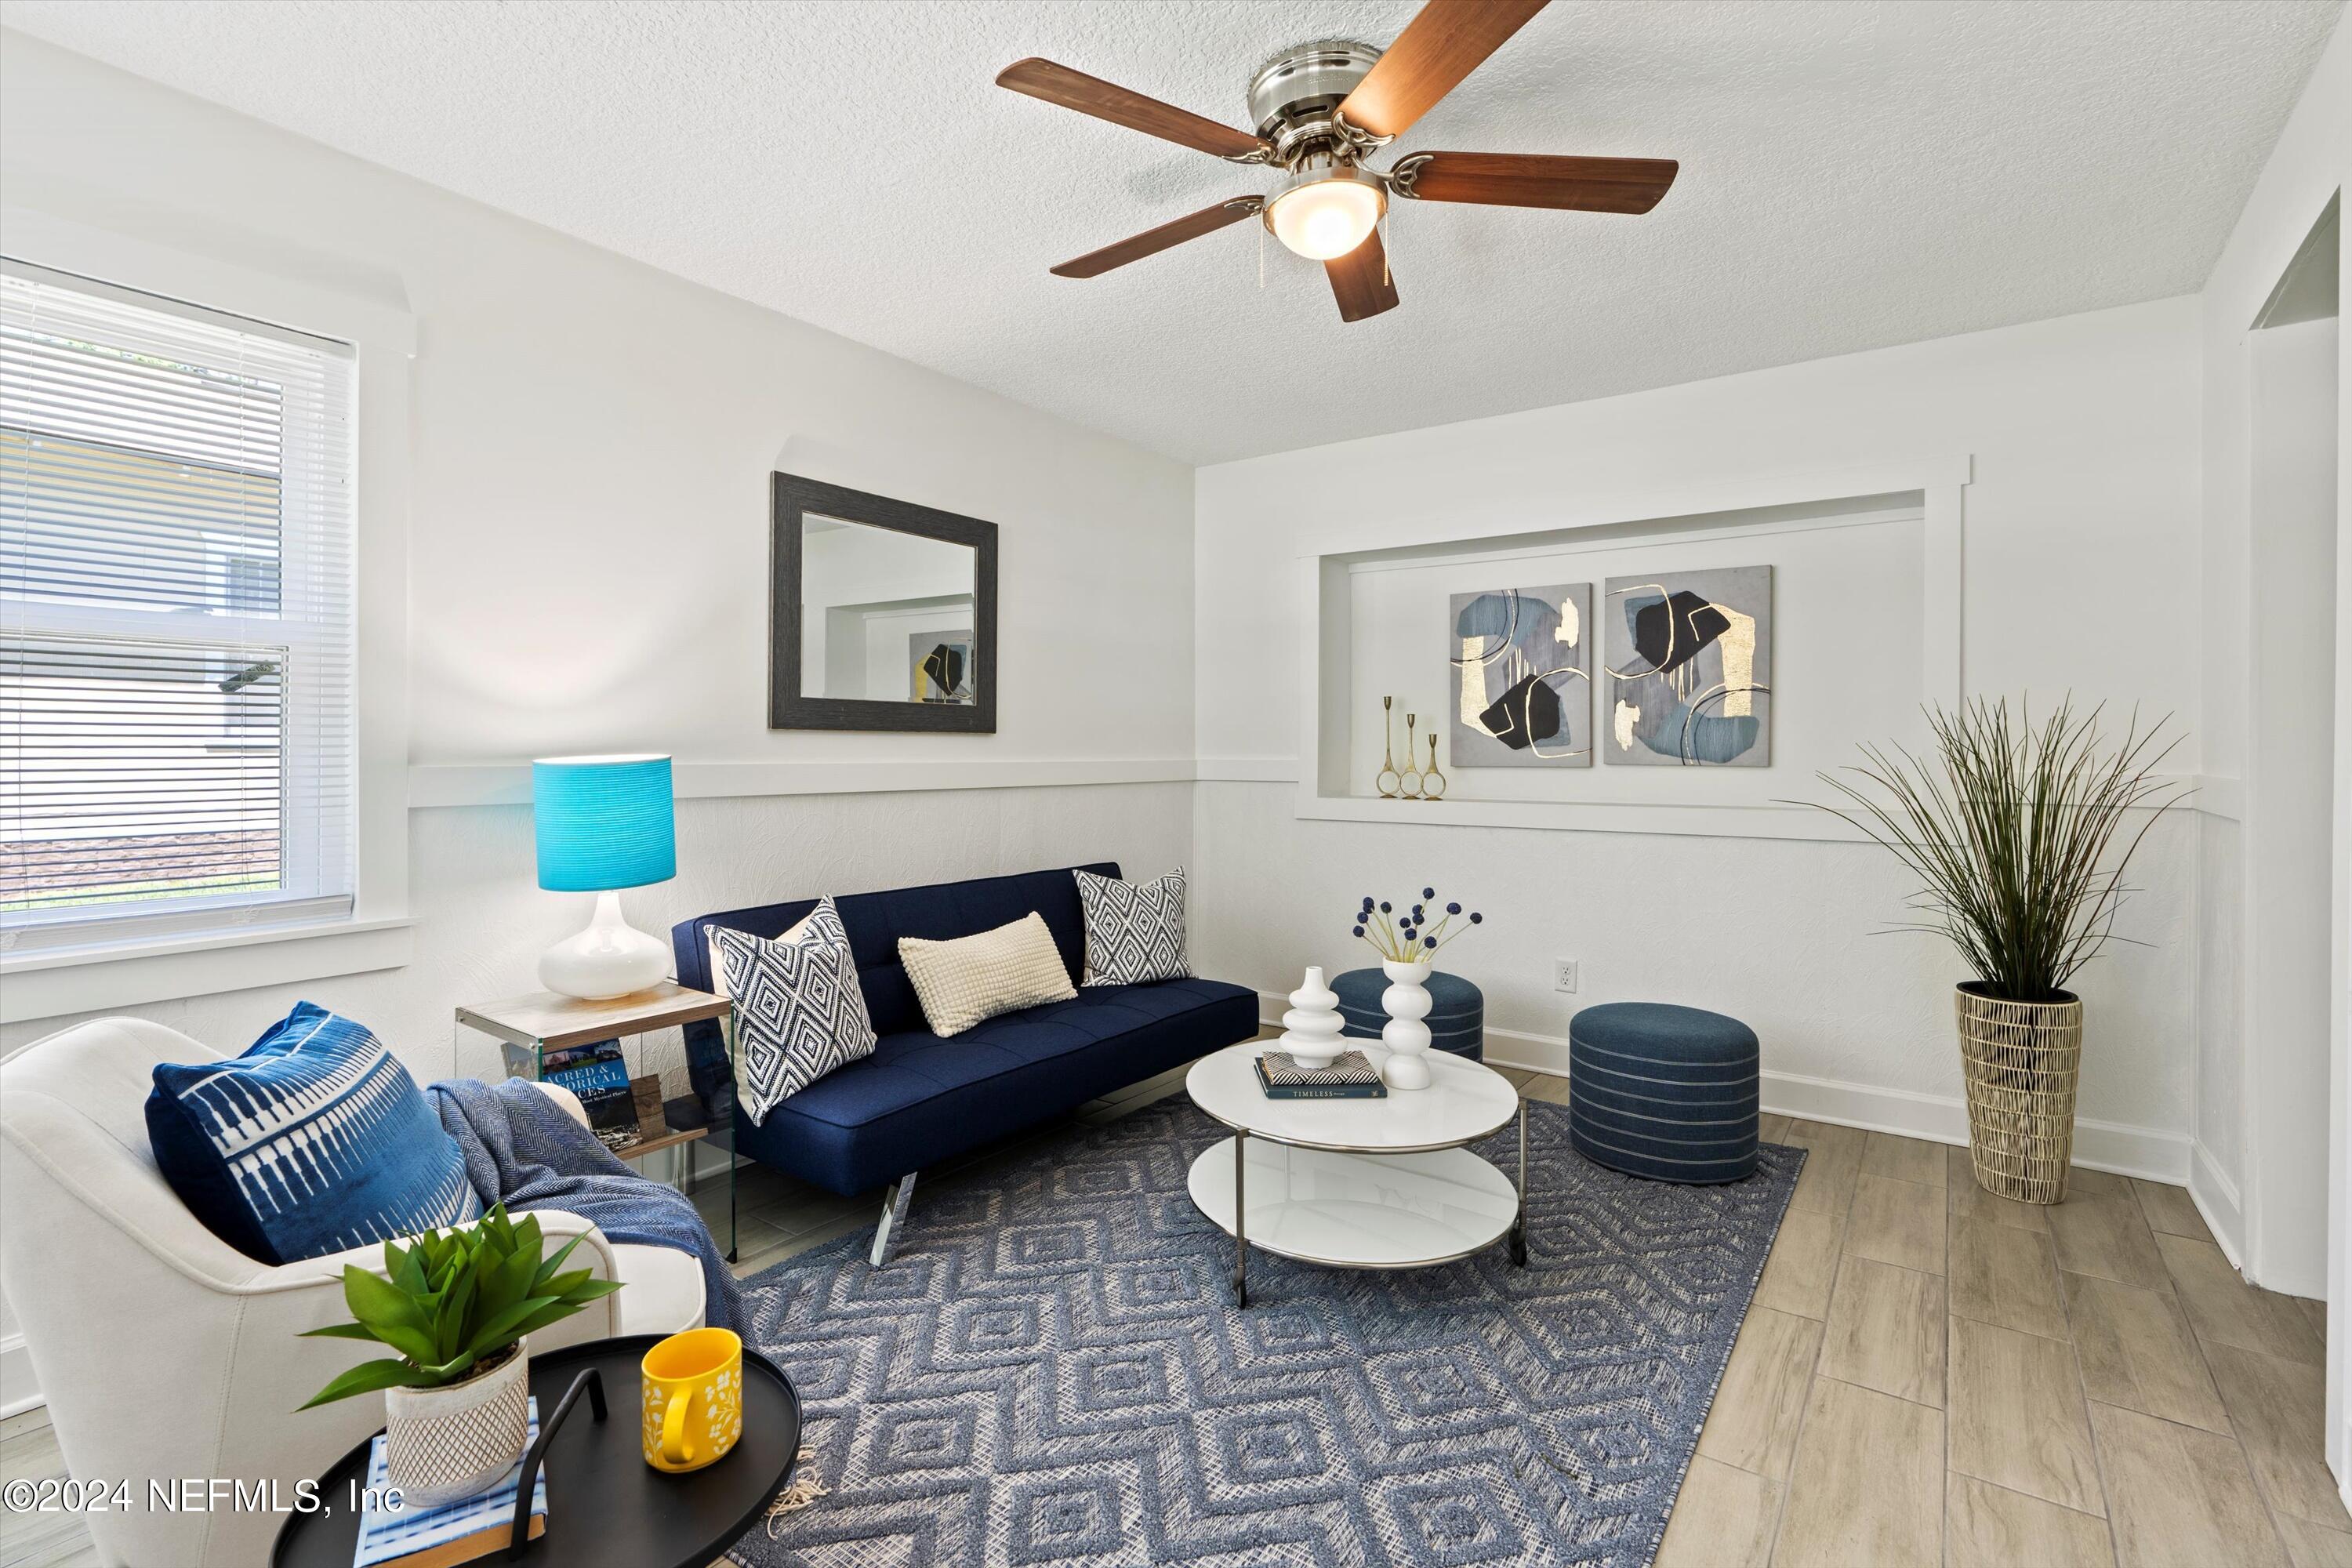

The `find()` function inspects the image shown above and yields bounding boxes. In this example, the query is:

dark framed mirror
[769,472,999,733]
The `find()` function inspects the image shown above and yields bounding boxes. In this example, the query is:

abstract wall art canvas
[1602,567,1773,766]
[1449,584,1594,768]
[910,633,975,705]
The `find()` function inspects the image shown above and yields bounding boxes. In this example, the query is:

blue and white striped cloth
[1568,1001,1761,1185]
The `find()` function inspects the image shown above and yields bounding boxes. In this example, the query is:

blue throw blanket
[428,1077,744,1334]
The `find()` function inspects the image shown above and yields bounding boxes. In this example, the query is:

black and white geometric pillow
[1075,866,1191,986]
[710,898,877,1123]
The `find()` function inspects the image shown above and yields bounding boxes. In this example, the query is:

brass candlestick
[1375,695,1402,799]
[1399,713,1424,799]
[1422,734,1446,800]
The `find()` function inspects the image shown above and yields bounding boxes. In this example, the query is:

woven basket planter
[1955,983,2083,1205]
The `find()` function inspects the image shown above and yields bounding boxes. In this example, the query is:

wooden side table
[456,983,739,1260]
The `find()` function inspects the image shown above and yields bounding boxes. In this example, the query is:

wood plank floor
[1642,1100,2339,1568]
[3,1062,2336,1568]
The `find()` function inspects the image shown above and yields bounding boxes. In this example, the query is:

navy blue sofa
[671,862,1258,1260]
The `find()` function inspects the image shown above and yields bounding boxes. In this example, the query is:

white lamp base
[539,890,668,1000]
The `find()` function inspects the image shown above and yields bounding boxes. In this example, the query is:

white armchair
[0,1016,706,1568]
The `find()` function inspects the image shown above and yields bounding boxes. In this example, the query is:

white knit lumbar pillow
[898,912,1077,1037]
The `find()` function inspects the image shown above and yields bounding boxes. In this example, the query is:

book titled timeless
[1254,1050,1387,1099]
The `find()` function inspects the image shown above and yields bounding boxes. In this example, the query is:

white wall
[0,32,1196,1412]
[2188,5,2350,1484]
[2244,315,2339,1299]
[0,24,1202,1050]
[1195,297,2207,1174]
[2198,17,2348,1279]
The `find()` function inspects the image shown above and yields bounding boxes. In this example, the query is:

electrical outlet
[1555,958,1580,994]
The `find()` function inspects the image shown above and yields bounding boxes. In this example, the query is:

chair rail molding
[408,757,1200,808]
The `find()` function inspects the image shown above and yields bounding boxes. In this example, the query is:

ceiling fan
[996,0,1677,323]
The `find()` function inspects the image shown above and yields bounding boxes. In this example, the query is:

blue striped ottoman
[1331,968,1483,1060]
[1568,1002,1759,1183]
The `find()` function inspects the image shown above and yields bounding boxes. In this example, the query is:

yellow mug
[641,1327,743,1473]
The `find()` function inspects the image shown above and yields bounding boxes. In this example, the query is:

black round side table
[272,1334,801,1568]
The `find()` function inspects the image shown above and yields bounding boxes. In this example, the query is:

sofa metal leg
[870,1171,917,1266]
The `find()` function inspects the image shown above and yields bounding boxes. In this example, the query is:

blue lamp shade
[532,755,677,892]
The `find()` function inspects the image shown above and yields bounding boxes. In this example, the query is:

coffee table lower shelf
[1186,1135,1523,1305]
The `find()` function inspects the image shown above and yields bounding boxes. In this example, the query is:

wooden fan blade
[1325,230,1400,322]
[997,58,1269,159]
[1051,198,1264,278]
[1338,0,1550,141]
[1395,151,1679,213]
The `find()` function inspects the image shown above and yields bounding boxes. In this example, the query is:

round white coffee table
[1184,1042,1527,1306]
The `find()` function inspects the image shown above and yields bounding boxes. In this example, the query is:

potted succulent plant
[1808,698,2181,1203]
[299,1205,622,1505]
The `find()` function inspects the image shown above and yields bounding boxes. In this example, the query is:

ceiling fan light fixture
[1263,159,1387,261]
[1004,3,1675,327]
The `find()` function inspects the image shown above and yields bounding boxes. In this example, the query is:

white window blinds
[1,263,358,946]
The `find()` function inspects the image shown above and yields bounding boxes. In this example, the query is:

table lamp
[532,753,676,1000]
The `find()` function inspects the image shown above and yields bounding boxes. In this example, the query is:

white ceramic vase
[1380,957,1436,1091]
[383,1338,531,1508]
[1277,966,1348,1069]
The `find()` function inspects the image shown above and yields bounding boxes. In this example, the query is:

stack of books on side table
[538,1040,641,1152]
[1255,1049,1387,1100]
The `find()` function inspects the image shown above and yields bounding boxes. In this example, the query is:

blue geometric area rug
[731,1098,1802,1568]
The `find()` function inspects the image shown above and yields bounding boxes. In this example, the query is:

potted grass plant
[1807,698,2182,1203]
[298,1205,622,1505]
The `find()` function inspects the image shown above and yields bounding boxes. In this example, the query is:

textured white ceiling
[1,0,2338,464]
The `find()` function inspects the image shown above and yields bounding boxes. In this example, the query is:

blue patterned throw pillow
[711,898,878,1123]
[146,1003,482,1265]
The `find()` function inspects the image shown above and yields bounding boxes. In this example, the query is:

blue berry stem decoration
[1350,889,1485,963]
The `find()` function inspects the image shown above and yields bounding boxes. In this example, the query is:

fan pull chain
[1257,217,1265,289]
[1382,205,1392,287]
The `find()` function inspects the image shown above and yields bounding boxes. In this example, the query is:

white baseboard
[2190,1140,2248,1268]
[1256,996,2194,1185]
[0,1333,40,1421]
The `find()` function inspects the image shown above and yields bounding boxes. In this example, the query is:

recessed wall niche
[1298,464,1969,840]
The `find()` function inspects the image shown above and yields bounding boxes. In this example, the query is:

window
[1,263,357,949]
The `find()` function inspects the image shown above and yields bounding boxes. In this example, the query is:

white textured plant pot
[383,1339,530,1508]
[1381,958,1436,1091]
[1278,965,1349,1069]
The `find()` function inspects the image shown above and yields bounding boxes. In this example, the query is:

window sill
[0,917,416,1026]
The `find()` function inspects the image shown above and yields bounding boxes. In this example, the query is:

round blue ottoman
[1331,968,1483,1061]
[1569,1002,1759,1183]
